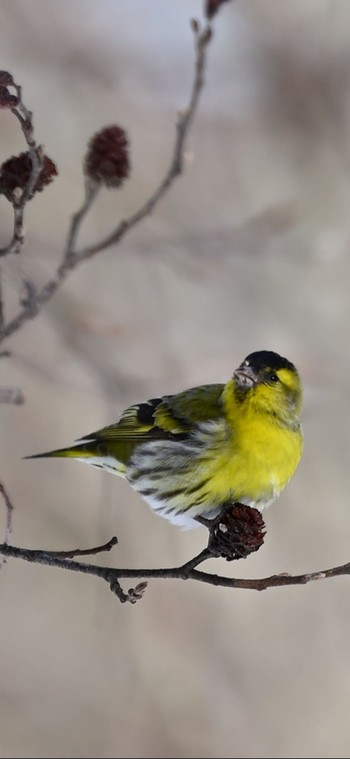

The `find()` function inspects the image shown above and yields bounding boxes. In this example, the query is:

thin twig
[0,269,4,329]
[0,481,14,549]
[0,18,213,343]
[12,85,44,204]
[64,181,101,262]
[0,206,25,258]
[0,386,25,404]
[43,535,118,558]
[0,84,44,258]
[73,24,210,263]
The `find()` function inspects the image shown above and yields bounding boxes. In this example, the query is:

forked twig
[0,80,44,258]
[0,18,214,343]
[0,480,14,551]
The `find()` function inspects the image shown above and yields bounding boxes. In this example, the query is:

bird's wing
[158,384,224,431]
[81,384,224,443]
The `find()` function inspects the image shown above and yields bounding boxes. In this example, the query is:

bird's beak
[233,365,258,390]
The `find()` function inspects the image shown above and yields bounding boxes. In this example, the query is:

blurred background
[1,0,350,756]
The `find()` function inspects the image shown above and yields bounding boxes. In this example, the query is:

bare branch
[0,269,4,330]
[0,197,26,258]
[0,82,44,258]
[0,503,343,603]
[43,535,118,558]
[0,481,14,549]
[11,85,44,204]
[0,17,214,343]
[0,537,348,603]
[0,386,25,404]
[65,181,101,262]
[73,21,210,263]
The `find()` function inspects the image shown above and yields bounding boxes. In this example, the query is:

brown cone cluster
[84,125,130,188]
[0,152,57,201]
[207,503,266,561]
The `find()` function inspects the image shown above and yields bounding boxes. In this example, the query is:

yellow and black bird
[27,350,303,529]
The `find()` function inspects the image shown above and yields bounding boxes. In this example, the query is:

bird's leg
[194,501,241,528]
[194,514,214,528]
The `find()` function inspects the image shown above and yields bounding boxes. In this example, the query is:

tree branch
[0,17,213,344]
[0,386,25,404]
[0,480,14,550]
[73,23,211,263]
[0,80,44,258]
[0,502,345,604]
[0,537,347,603]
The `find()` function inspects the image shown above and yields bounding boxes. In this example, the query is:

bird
[26,350,303,529]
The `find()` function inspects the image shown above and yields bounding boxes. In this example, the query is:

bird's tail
[24,442,96,460]
[24,440,126,476]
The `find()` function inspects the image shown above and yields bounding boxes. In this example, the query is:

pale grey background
[1,1,350,757]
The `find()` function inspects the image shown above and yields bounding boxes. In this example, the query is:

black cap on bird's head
[242,351,295,373]
[233,350,298,391]
[232,350,302,422]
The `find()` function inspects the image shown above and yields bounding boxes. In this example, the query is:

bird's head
[232,350,302,425]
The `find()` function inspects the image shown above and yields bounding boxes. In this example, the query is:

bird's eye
[269,372,278,383]
[243,359,250,367]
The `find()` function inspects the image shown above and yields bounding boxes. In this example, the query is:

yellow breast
[200,412,303,508]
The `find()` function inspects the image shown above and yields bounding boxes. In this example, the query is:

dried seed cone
[0,71,14,86]
[0,86,18,109]
[84,125,130,188]
[207,503,266,561]
[0,152,57,201]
